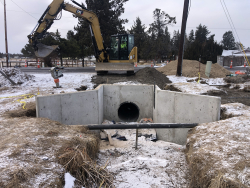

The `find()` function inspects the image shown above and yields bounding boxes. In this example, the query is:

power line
[222,0,241,42]
[6,1,70,32]
[9,0,38,20]
[5,9,75,18]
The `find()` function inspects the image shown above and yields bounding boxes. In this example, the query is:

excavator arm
[28,0,107,62]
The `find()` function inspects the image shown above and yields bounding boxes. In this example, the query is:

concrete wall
[36,84,221,145]
[36,87,103,125]
[153,90,221,145]
[36,84,154,124]
[103,85,154,122]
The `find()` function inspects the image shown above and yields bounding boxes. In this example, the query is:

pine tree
[195,24,210,44]
[188,29,195,43]
[73,0,129,60]
[129,17,147,61]
[171,30,180,59]
[148,8,176,62]
[184,25,222,63]
[221,31,236,50]
[21,44,35,58]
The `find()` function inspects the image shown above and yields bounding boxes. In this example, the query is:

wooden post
[176,0,189,76]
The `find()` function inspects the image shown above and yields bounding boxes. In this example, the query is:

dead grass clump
[223,83,231,88]
[220,107,234,120]
[57,137,113,187]
[186,110,250,188]
[0,117,102,187]
[224,76,245,84]
[5,102,36,118]
[164,84,182,92]
[233,84,240,89]
[5,169,29,188]
[243,86,250,92]
[209,172,247,188]
[206,90,226,96]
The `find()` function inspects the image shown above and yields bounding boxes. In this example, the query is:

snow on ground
[187,103,250,187]
[98,128,189,188]
[1,69,250,187]
[167,75,225,94]
[0,72,95,114]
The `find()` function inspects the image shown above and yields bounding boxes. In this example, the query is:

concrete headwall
[36,84,221,145]
[153,90,221,145]
[36,87,103,125]
[103,85,153,122]
[36,84,154,124]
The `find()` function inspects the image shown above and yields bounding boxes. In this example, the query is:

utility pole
[176,0,189,76]
[4,0,9,67]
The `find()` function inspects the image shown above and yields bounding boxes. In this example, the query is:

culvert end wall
[118,102,140,122]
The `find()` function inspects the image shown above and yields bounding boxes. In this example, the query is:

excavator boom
[28,0,137,72]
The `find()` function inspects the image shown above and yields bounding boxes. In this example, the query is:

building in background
[218,48,250,67]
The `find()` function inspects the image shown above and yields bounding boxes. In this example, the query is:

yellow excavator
[28,0,138,73]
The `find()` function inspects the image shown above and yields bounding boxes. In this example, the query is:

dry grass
[57,143,114,187]
[220,107,234,120]
[233,84,240,89]
[186,104,250,188]
[0,103,104,188]
[243,85,250,92]
[164,84,182,92]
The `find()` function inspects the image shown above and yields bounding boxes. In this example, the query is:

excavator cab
[109,34,134,60]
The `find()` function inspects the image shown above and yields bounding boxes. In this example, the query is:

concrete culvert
[118,102,139,122]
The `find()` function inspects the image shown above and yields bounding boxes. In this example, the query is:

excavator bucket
[35,43,58,58]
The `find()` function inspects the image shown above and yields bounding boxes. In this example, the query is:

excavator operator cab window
[109,34,134,60]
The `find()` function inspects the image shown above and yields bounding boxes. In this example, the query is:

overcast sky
[0,0,249,54]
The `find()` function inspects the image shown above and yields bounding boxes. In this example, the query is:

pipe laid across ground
[87,123,198,130]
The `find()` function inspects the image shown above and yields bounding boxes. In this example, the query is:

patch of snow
[171,82,220,94]
[114,81,141,85]
[64,173,75,188]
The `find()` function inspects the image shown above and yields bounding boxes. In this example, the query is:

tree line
[20,0,243,65]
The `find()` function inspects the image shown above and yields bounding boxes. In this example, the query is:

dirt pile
[0,68,34,86]
[92,67,171,89]
[157,60,232,78]
[0,113,101,187]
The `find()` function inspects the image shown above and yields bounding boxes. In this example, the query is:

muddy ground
[91,67,171,89]
[203,86,250,106]
[202,75,250,106]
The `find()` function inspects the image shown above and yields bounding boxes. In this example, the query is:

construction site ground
[0,61,250,187]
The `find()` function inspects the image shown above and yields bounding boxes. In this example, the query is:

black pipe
[87,123,198,130]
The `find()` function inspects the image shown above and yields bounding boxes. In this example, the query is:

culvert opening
[118,102,139,122]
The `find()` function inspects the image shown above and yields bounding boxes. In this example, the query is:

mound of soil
[157,60,232,78]
[0,68,34,86]
[202,86,250,106]
[92,67,171,89]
